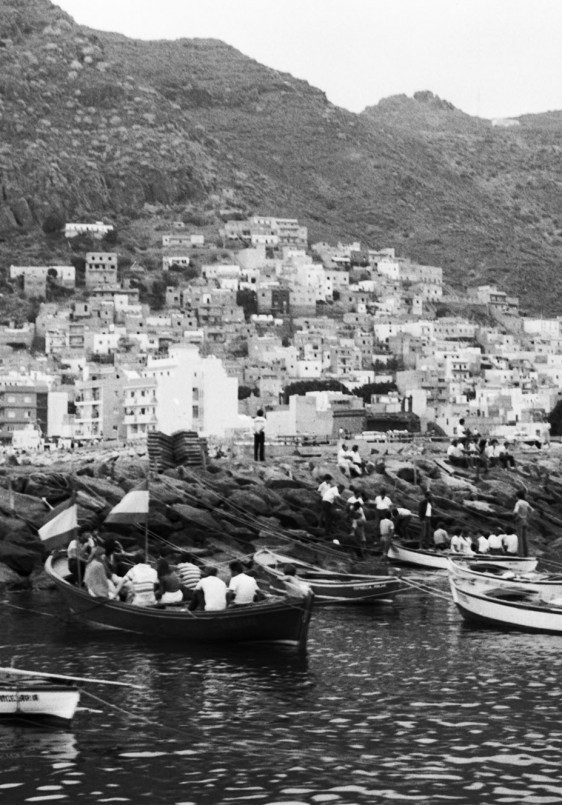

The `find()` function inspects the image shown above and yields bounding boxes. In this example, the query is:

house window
[192,406,199,419]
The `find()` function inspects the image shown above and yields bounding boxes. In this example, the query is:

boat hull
[450,577,562,633]
[253,548,401,604]
[448,559,562,599]
[0,684,80,723]
[45,554,313,649]
[388,541,538,573]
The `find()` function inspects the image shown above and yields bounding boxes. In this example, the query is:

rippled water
[2,573,562,804]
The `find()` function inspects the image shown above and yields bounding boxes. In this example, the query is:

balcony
[123,412,157,425]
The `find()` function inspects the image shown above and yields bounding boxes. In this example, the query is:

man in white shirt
[487,532,504,555]
[476,533,489,554]
[192,566,228,611]
[321,482,343,535]
[317,474,333,499]
[432,523,449,550]
[337,444,354,477]
[418,491,433,549]
[503,528,519,556]
[374,487,392,541]
[227,560,261,605]
[392,506,412,539]
[450,533,463,553]
[349,445,364,477]
[253,409,266,462]
[457,418,467,442]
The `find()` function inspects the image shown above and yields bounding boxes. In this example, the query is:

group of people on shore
[447,419,517,473]
[315,477,413,558]
[336,444,370,478]
[315,471,534,559]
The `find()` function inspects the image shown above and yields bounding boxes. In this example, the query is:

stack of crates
[147,430,207,471]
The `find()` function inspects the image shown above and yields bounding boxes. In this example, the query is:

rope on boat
[81,689,197,737]
[398,576,453,602]
[2,601,63,619]
[167,467,348,561]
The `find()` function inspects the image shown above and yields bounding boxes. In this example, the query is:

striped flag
[38,496,78,550]
[104,482,149,525]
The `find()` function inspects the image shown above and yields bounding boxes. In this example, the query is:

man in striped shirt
[176,553,202,600]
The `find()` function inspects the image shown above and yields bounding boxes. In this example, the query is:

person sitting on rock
[349,445,365,477]
[337,444,354,477]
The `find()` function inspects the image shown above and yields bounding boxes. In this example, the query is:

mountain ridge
[1,0,562,313]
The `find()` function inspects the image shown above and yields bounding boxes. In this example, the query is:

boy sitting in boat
[227,560,266,605]
[189,566,228,611]
[280,564,312,598]
[114,553,158,606]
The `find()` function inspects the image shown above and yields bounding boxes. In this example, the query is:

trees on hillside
[283,379,349,404]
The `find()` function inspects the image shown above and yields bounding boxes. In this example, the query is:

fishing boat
[449,575,562,633]
[387,539,538,573]
[448,558,562,598]
[253,548,402,604]
[45,552,314,650]
[0,669,80,723]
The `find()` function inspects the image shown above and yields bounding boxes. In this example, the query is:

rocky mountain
[1,0,562,312]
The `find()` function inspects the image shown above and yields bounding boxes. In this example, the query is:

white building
[143,344,239,437]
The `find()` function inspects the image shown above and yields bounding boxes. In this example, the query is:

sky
[54,0,562,120]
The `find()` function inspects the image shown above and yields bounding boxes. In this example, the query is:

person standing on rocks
[253,409,266,462]
[418,490,434,550]
[513,490,532,556]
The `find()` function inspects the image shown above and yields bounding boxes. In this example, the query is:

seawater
[1,573,562,804]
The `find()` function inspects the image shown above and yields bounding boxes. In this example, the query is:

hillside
[0,0,562,312]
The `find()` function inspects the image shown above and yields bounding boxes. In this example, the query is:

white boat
[0,671,80,723]
[0,667,145,725]
[448,558,562,599]
[387,540,538,573]
[449,576,562,633]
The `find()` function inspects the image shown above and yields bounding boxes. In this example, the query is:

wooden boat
[387,539,538,573]
[0,670,80,723]
[45,553,314,650]
[450,575,562,633]
[448,558,562,599]
[253,548,402,604]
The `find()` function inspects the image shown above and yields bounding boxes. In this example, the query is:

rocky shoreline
[2,440,562,589]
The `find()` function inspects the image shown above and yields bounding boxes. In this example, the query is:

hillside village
[0,213,557,454]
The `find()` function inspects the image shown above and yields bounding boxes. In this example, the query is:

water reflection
[1,582,562,803]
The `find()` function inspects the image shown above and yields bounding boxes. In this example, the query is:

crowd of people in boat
[65,531,310,610]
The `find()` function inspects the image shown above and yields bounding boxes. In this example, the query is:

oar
[0,667,146,689]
